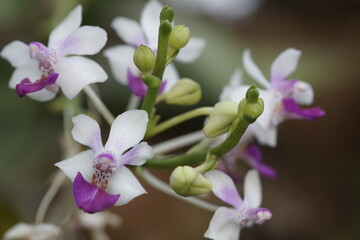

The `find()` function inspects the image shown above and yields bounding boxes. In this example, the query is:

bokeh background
[0,0,359,239]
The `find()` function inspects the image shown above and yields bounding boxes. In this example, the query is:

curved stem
[146,107,212,138]
[84,85,115,125]
[139,169,218,212]
[126,94,141,110]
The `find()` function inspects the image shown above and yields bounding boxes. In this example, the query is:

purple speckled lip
[15,73,59,97]
[72,172,120,214]
[282,98,325,120]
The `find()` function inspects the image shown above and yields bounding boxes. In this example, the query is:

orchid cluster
[1,1,324,240]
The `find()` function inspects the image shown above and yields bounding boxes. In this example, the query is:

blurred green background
[0,0,359,239]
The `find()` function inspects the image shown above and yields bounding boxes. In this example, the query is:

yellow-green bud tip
[160,6,174,22]
[165,78,201,106]
[169,25,190,50]
[133,45,155,75]
[238,86,264,124]
[169,166,212,197]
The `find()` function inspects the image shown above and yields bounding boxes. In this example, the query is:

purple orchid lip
[15,73,59,97]
[282,98,325,120]
[72,172,120,214]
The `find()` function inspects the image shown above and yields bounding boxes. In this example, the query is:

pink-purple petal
[127,69,147,99]
[73,172,120,213]
[282,98,325,120]
[15,73,59,97]
[243,145,277,179]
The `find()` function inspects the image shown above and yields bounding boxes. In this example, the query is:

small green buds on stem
[159,20,172,35]
[169,166,212,196]
[133,45,155,75]
[142,75,161,89]
[169,25,190,50]
[165,78,201,105]
[238,86,264,124]
[203,101,239,138]
[160,5,174,22]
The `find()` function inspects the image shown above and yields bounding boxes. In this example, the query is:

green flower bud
[203,101,238,138]
[142,75,161,88]
[169,166,212,196]
[160,6,174,22]
[169,25,190,50]
[238,86,264,124]
[159,20,172,35]
[133,45,155,75]
[165,78,201,105]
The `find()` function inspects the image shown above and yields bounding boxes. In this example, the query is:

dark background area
[0,0,359,239]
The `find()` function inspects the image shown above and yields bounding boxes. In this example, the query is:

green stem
[145,107,213,138]
[141,21,171,116]
[145,117,250,168]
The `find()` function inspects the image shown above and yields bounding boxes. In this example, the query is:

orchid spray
[1,1,324,239]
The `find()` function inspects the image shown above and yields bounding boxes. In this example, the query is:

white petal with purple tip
[105,110,148,157]
[111,17,146,47]
[48,5,82,48]
[205,170,243,209]
[103,45,138,85]
[204,207,240,240]
[243,49,270,89]
[107,166,147,206]
[71,114,104,154]
[176,37,206,63]
[140,0,162,49]
[55,56,107,99]
[55,150,94,182]
[55,26,107,57]
[244,170,262,208]
[0,41,34,68]
[117,142,153,166]
[270,48,301,80]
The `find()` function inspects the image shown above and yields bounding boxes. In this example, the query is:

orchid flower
[204,170,271,240]
[222,49,325,146]
[3,223,60,240]
[0,5,107,101]
[55,110,153,213]
[103,0,206,99]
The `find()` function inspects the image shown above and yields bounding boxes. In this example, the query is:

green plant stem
[141,21,171,116]
[145,118,250,168]
[145,107,213,138]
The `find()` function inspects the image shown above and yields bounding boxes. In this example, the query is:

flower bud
[133,45,155,75]
[170,166,212,196]
[169,25,190,50]
[203,101,238,138]
[160,6,174,22]
[165,78,201,105]
[159,20,172,35]
[238,86,264,124]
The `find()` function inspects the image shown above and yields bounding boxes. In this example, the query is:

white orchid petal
[249,124,278,147]
[103,45,138,85]
[176,37,206,63]
[55,150,94,182]
[270,48,301,80]
[111,17,146,46]
[26,89,58,102]
[71,114,103,154]
[140,0,163,49]
[204,207,240,240]
[1,41,34,68]
[244,169,262,208]
[55,56,107,99]
[162,63,180,92]
[255,90,278,129]
[107,166,146,206]
[48,5,82,48]
[292,80,314,105]
[205,170,243,209]
[56,26,107,57]
[105,110,148,157]
[4,223,32,239]
[118,142,153,166]
[227,85,248,102]
[4,223,60,240]
[243,49,270,88]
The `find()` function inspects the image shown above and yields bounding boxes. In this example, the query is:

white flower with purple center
[103,0,206,99]
[204,170,271,240]
[0,5,107,101]
[222,49,325,146]
[55,110,153,213]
